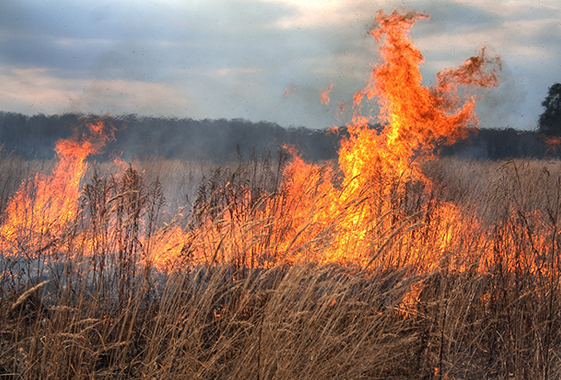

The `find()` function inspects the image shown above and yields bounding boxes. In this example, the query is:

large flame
[344,9,499,187]
[145,9,501,271]
[0,119,113,257]
[0,9,502,274]
[256,9,502,267]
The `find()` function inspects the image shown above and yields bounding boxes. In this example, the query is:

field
[1,153,561,379]
[1,9,555,380]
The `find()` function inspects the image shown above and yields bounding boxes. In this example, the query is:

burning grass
[1,7,560,379]
[1,156,561,379]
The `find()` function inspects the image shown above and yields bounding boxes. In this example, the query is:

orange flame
[148,8,501,270]
[0,119,114,257]
[263,8,501,267]
[320,84,334,105]
[0,8,503,276]
[345,9,500,184]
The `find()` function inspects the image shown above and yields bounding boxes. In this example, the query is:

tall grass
[1,155,561,379]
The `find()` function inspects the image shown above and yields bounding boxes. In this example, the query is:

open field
[1,155,561,379]
[0,8,555,380]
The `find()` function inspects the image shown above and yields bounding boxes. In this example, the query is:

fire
[263,8,501,268]
[5,10,560,379]
[344,10,499,185]
[320,84,334,105]
[0,119,113,257]
[0,8,502,274]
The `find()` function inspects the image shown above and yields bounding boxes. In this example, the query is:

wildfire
[343,10,499,186]
[0,119,114,257]
[0,8,502,274]
[268,9,501,267]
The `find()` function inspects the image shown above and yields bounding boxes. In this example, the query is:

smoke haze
[0,0,559,130]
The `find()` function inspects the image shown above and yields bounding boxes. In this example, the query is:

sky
[0,0,559,131]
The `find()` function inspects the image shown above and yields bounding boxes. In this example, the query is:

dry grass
[2,156,561,379]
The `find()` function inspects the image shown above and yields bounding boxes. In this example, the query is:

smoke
[0,0,558,130]
[474,61,528,129]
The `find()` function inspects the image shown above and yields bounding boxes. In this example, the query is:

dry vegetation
[0,153,560,379]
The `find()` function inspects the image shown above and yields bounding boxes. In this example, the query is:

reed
[1,156,561,379]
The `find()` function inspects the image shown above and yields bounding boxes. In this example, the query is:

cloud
[0,66,191,116]
[0,0,559,130]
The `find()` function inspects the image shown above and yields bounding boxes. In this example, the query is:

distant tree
[538,83,561,136]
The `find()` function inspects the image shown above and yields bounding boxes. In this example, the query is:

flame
[260,8,501,268]
[543,135,561,153]
[345,9,499,184]
[0,119,114,257]
[283,84,298,97]
[0,8,504,276]
[320,84,334,105]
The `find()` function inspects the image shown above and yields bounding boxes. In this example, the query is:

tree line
[0,111,557,163]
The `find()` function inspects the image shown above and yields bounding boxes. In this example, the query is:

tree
[538,83,561,136]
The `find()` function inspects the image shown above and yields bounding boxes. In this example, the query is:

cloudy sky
[0,0,559,130]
